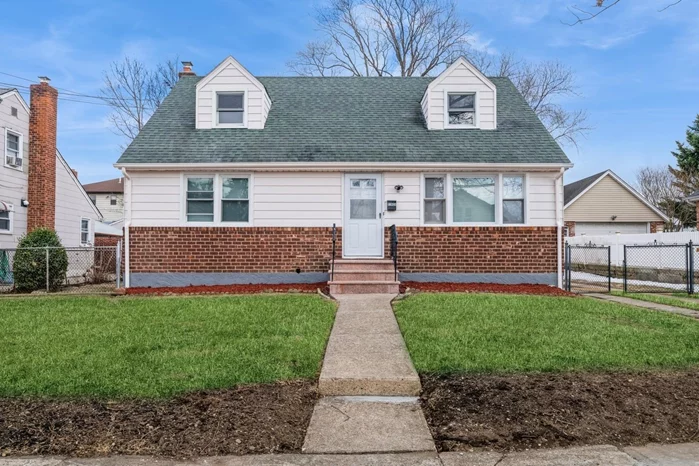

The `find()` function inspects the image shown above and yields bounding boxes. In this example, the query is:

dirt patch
[126,283,328,296]
[0,381,316,458]
[401,282,576,297]
[421,371,699,452]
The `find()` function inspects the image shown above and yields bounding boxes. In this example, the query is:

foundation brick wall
[385,226,558,274]
[95,234,121,247]
[128,227,341,273]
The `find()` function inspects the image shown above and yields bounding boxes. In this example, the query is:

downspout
[554,167,565,289]
[120,167,132,288]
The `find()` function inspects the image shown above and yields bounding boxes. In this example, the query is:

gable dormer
[195,56,271,130]
[422,57,497,131]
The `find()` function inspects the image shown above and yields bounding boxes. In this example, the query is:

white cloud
[466,32,498,55]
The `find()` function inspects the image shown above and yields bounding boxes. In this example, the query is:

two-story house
[114,57,572,293]
[0,81,102,250]
[83,177,124,223]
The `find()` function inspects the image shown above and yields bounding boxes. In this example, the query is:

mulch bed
[126,283,327,296]
[421,371,699,452]
[401,282,576,297]
[0,381,316,458]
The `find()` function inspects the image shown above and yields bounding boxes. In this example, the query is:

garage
[575,222,649,236]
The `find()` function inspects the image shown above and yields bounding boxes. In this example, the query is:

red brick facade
[129,227,341,273]
[564,221,576,237]
[95,234,121,247]
[385,226,557,273]
[128,226,557,275]
[650,221,665,233]
[27,80,58,232]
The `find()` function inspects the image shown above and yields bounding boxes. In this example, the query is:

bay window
[184,175,251,224]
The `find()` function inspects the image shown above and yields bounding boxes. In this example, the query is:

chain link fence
[0,243,121,294]
[564,244,611,293]
[624,244,691,293]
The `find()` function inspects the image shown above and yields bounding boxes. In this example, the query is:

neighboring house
[0,81,102,250]
[83,177,124,222]
[114,57,572,292]
[564,170,667,237]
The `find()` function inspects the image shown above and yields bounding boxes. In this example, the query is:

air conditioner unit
[6,157,22,168]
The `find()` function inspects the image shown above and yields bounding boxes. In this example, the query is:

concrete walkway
[588,293,699,319]
[5,443,699,465]
[303,294,433,454]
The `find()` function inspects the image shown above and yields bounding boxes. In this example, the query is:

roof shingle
[117,76,570,165]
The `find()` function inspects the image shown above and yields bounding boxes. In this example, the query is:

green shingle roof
[117,76,570,165]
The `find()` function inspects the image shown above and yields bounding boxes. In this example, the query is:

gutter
[120,167,132,288]
[554,167,565,289]
[113,161,574,172]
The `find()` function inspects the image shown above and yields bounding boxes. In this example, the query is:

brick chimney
[178,61,195,77]
[27,76,58,232]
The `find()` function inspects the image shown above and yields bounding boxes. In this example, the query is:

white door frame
[342,173,384,258]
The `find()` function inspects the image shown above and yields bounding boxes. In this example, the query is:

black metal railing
[389,224,398,281]
[331,223,337,281]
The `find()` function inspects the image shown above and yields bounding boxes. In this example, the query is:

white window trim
[212,90,248,129]
[444,90,479,130]
[80,217,92,246]
[502,174,528,226]
[181,173,253,226]
[421,174,447,225]
[4,128,23,171]
[420,173,528,226]
[0,206,13,235]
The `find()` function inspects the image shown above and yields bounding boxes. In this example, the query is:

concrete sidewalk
[4,443,699,465]
[588,293,699,319]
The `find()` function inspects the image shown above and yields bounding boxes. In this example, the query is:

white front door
[344,174,383,257]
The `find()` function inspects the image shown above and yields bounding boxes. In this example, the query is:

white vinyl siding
[0,92,29,249]
[424,60,496,130]
[196,58,271,130]
[576,222,649,236]
[129,172,182,227]
[89,193,124,222]
[54,154,101,247]
[384,173,421,226]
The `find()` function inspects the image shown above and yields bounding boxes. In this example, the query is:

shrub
[13,228,68,292]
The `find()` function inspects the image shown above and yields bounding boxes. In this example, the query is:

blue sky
[1,0,698,184]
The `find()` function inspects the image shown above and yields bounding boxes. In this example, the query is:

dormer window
[217,92,245,126]
[447,93,476,128]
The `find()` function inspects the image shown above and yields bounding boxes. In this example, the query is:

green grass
[611,290,699,312]
[394,293,699,374]
[0,294,336,399]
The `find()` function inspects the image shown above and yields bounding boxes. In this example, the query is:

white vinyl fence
[567,231,699,269]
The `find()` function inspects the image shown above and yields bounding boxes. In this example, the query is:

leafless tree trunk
[636,166,694,230]
[288,0,471,77]
[101,56,179,143]
[472,51,591,147]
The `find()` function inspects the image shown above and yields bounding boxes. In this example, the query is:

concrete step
[332,259,395,272]
[302,396,435,454]
[331,270,397,282]
[329,281,400,295]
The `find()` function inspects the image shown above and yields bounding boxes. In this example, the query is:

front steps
[329,259,400,294]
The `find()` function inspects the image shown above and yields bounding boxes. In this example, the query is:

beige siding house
[83,177,124,223]
[564,170,667,236]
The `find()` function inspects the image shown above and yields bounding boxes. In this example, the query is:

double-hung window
[80,218,91,245]
[503,176,525,224]
[217,92,244,126]
[0,207,12,233]
[424,175,446,224]
[221,177,249,222]
[185,175,250,224]
[110,195,118,206]
[5,129,22,169]
[452,176,496,223]
[447,93,476,127]
[186,177,215,222]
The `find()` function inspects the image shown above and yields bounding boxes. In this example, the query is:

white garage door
[576,222,648,236]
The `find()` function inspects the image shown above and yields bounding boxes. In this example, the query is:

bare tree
[636,166,694,230]
[288,0,471,77]
[472,51,591,147]
[566,0,684,25]
[101,56,179,142]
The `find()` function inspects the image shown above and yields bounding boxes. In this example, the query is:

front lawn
[0,295,336,398]
[394,293,699,374]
